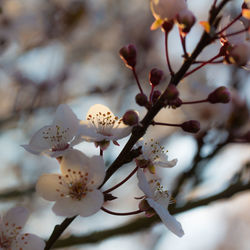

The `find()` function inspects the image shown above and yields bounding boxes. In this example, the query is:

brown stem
[103,166,138,194]
[165,32,175,76]
[101,207,143,216]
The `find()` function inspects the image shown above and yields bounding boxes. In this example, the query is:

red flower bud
[181,120,200,133]
[122,110,139,126]
[119,44,137,69]
[149,68,163,86]
[208,86,231,104]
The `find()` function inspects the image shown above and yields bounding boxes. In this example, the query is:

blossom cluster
[4,0,249,249]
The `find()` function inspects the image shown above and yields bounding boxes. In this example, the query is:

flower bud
[177,9,196,34]
[162,20,174,32]
[136,93,149,107]
[152,90,161,104]
[163,84,179,101]
[122,110,139,126]
[181,120,200,133]
[119,44,137,69]
[168,97,183,108]
[149,68,163,86]
[207,86,231,104]
[228,42,250,66]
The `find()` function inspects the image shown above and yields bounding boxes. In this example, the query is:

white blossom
[22,104,79,157]
[77,104,132,150]
[36,149,105,217]
[0,206,45,250]
[137,168,184,237]
[135,138,177,174]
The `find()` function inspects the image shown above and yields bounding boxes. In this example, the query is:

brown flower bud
[163,84,179,101]
[119,44,137,69]
[149,68,164,86]
[208,86,231,104]
[152,90,161,104]
[177,9,196,34]
[181,120,200,133]
[136,93,149,107]
[122,110,139,126]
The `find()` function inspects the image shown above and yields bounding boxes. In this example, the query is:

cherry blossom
[36,149,105,217]
[0,206,45,250]
[22,104,79,157]
[135,138,177,174]
[137,168,184,237]
[77,104,132,150]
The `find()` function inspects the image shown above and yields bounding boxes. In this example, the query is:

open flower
[22,104,79,157]
[36,149,105,217]
[135,138,177,174]
[77,104,132,150]
[0,206,45,250]
[137,168,184,237]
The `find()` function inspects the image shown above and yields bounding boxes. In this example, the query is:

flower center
[69,181,88,201]
[87,111,122,134]
[145,139,167,161]
[42,125,70,151]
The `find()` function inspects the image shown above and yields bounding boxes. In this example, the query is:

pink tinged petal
[3,207,29,237]
[12,233,45,250]
[36,174,68,201]
[155,158,178,168]
[21,126,54,155]
[52,190,104,217]
[137,168,154,198]
[53,104,79,136]
[88,156,105,188]
[147,198,184,237]
[60,149,91,176]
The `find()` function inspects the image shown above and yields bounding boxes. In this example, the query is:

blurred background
[0,0,250,249]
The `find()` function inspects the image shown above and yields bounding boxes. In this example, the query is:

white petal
[86,104,114,119]
[12,233,45,250]
[52,190,104,217]
[137,168,153,198]
[36,174,68,201]
[112,123,132,140]
[78,190,104,217]
[3,207,29,237]
[147,198,184,237]
[60,149,91,176]
[88,155,106,187]
[21,126,53,155]
[78,120,106,142]
[155,158,177,168]
[53,104,79,136]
